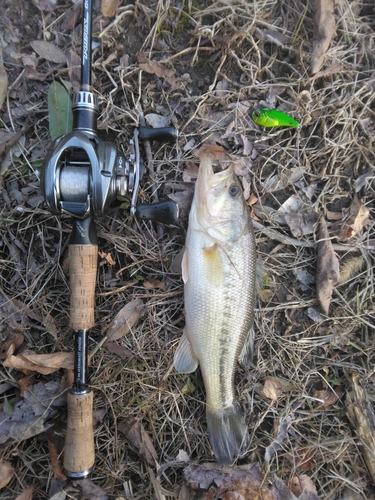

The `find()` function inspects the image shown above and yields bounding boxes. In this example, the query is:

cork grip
[64,391,94,475]
[69,244,98,330]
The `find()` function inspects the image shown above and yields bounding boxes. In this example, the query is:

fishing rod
[41,0,178,479]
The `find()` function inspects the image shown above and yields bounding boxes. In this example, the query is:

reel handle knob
[135,199,179,225]
[138,126,178,143]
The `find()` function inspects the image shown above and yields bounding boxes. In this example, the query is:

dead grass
[1,0,375,498]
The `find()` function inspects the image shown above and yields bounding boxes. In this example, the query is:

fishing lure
[252,108,300,128]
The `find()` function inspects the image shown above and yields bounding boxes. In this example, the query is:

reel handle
[138,126,178,143]
[135,199,179,225]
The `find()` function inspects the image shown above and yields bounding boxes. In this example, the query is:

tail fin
[206,402,249,466]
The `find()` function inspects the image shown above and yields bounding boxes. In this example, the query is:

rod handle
[64,391,94,478]
[69,244,98,330]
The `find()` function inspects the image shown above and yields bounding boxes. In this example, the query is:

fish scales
[174,152,256,466]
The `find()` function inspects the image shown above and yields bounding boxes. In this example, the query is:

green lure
[252,108,300,128]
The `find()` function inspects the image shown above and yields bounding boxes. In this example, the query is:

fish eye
[228,184,241,197]
[254,110,260,117]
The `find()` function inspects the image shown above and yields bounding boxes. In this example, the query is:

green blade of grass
[47,81,73,141]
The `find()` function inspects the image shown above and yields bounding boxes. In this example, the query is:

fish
[252,108,300,128]
[174,152,256,466]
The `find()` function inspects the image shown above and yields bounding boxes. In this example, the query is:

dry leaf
[144,279,166,291]
[193,144,229,163]
[104,299,145,342]
[265,415,295,463]
[183,161,199,182]
[285,449,315,471]
[262,377,283,402]
[77,479,108,500]
[0,381,66,447]
[30,40,67,64]
[338,197,369,240]
[104,341,133,359]
[313,386,343,409]
[99,251,116,266]
[311,0,337,74]
[101,0,119,17]
[15,487,34,500]
[0,62,8,109]
[0,333,24,361]
[346,373,375,484]
[183,462,303,499]
[145,113,170,128]
[118,417,158,466]
[3,350,74,375]
[285,213,317,238]
[0,461,14,489]
[18,376,37,397]
[137,52,182,90]
[316,217,340,315]
[46,424,66,481]
[311,62,344,80]
[290,475,318,496]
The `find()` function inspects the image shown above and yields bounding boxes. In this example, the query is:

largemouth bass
[174,152,256,466]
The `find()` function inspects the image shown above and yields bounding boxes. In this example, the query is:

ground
[1,0,375,499]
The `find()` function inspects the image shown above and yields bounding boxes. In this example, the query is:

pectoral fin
[174,330,199,373]
[202,243,224,287]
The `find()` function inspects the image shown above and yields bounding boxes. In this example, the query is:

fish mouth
[197,152,233,205]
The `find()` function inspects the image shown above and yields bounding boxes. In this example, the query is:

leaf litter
[1,0,375,498]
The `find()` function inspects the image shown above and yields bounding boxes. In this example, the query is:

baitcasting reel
[41,88,179,224]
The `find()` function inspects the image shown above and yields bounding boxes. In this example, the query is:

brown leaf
[290,475,318,497]
[313,386,343,409]
[183,161,199,182]
[14,487,34,500]
[311,0,337,74]
[30,40,67,64]
[104,299,145,342]
[103,341,133,359]
[0,333,24,361]
[143,279,166,291]
[137,52,182,90]
[262,377,283,402]
[0,461,14,489]
[3,350,74,375]
[316,217,340,315]
[46,423,66,481]
[311,62,344,80]
[184,462,277,498]
[0,62,8,109]
[338,197,369,240]
[101,0,119,17]
[99,251,116,266]
[118,417,158,466]
[193,144,229,163]
[18,375,37,397]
